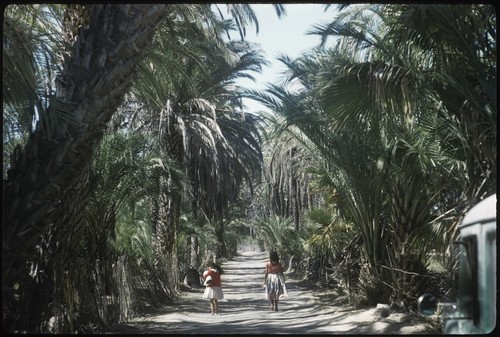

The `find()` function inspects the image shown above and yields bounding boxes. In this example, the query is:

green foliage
[256,3,496,306]
[306,208,333,226]
[253,215,303,260]
[305,207,357,262]
[2,4,67,177]
[222,219,246,258]
[4,2,496,332]
[113,202,154,261]
[86,131,186,263]
[3,4,65,134]
[2,3,280,333]
[131,8,267,261]
[177,212,218,266]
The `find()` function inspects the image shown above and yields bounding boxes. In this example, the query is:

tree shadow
[105,250,434,334]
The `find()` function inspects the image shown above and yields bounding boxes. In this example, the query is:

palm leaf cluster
[2,3,496,333]
[253,215,303,264]
[130,8,268,264]
[2,4,274,333]
[305,208,356,265]
[256,3,495,308]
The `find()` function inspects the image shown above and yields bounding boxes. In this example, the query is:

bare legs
[269,297,279,311]
[210,299,219,315]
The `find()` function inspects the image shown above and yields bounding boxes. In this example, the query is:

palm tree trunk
[215,218,227,259]
[190,235,199,268]
[155,176,181,293]
[3,4,168,332]
[153,114,186,293]
[291,175,300,231]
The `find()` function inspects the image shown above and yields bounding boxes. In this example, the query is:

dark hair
[270,251,279,264]
[211,262,224,274]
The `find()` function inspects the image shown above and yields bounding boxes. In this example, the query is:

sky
[226,3,337,113]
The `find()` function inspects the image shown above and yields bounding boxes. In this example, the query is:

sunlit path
[105,249,432,334]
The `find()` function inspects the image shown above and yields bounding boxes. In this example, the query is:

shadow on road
[105,250,434,334]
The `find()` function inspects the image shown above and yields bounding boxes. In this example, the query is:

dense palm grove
[2,4,496,334]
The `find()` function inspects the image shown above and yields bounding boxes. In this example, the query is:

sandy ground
[105,249,438,335]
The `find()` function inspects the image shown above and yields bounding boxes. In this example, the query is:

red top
[265,261,283,275]
[203,268,221,287]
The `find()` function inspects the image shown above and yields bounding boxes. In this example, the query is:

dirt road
[105,249,435,334]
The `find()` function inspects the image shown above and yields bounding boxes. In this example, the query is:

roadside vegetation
[3,4,495,333]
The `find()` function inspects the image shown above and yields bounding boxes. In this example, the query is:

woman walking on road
[202,262,224,315]
[264,251,288,311]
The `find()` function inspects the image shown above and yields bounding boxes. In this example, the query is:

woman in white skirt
[264,251,288,311]
[202,262,224,315]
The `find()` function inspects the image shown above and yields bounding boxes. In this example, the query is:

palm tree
[308,4,495,304]
[3,4,65,176]
[128,6,272,285]
[3,4,169,332]
[311,3,496,201]
[261,113,321,230]
[213,3,287,40]
[250,4,490,306]
[394,4,496,202]
[58,131,180,332]
[254,214,302,262]
[3,3,286,332]
[264,1,496,303]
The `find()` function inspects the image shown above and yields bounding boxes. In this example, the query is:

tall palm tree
[261,113,320,230]
[3,3,285,332]
[129,7,269,281]
[250,4,488,305]
[309,3,495,301]
[265,3,495,306]
[3,4,169,332]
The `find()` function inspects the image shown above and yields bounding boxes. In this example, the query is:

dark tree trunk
[291,174,300,231]
[155,176,181,293]
[3,5,168,333]
[215,219,227,259]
